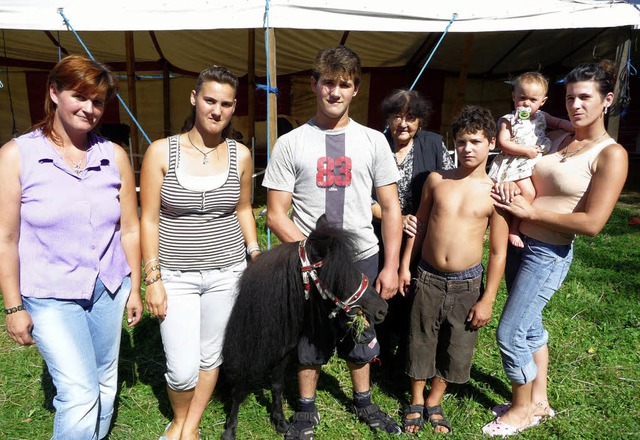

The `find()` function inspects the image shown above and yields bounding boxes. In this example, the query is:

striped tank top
[159,135,245,270]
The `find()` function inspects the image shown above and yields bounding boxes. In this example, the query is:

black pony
[220,216,388,440]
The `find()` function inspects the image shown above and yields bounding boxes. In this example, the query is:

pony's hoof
[271,415,289,434]
[220,429,236,440]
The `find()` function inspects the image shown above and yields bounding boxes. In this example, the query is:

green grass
[1,202,640,440]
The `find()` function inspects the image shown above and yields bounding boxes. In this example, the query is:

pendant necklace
[69,155,84,175]
[55,143,86,175]
[187,132,217,164]
[560,131,607,163]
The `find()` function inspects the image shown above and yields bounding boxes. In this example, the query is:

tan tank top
[520,138,616,245]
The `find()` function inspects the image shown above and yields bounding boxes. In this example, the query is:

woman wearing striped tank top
[140,66,260,440]
[483,61,628,437]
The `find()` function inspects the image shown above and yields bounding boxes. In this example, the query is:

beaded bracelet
[145,265,161,276]
[4,305,25,315]
[145,274,162,286]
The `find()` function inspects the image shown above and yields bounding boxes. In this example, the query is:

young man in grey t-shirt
[263,45,403,439]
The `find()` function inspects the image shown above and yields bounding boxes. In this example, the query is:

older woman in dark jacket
[372,89,454,374]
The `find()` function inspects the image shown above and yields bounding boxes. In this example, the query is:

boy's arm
[497,117,540,159]
[466,205,509,329]
[398,174,435,295]
[374,183,402,300]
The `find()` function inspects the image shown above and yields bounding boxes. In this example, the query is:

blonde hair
[513,71,549,94]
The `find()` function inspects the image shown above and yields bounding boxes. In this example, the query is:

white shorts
[159,261,246,391]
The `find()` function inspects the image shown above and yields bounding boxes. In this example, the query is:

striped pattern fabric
[159,135,245,271]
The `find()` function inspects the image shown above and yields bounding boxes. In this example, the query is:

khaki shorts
[407,262,483,384]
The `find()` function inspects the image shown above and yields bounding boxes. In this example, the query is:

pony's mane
[222,220,361,388]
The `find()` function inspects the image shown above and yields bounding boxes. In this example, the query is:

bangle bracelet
[143,258,159,270]
[246,242,261,255]
[4,305,25,315]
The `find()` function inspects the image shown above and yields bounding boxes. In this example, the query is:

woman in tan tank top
[482,61,628,437]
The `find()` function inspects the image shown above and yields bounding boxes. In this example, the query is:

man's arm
[266,189,306,243]
[374,183,402,299]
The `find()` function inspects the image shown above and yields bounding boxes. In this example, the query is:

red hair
[32,54,118,144]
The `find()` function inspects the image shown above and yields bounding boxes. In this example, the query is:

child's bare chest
[433,181,493,219]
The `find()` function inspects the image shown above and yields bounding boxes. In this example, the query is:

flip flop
[481,416,541,437]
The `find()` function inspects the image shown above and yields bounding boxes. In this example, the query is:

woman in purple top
[0,55,142,440]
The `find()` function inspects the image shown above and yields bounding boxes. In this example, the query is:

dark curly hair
[451,105,497,141]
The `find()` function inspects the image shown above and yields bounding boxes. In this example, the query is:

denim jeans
[496,236,573,384]
[160,261,245,391]
[23,276,131,440]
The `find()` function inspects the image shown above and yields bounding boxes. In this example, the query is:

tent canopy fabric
[1,1,638,147]
[2,0,639,32]
[1,1,638,77]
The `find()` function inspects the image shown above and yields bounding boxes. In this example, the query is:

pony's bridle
[298,239,369,319]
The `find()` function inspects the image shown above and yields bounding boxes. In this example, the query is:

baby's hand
[525,146,539,159]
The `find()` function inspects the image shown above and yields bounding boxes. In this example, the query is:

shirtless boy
[398,105,509,434]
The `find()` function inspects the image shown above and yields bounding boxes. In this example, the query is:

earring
[604,106,609,115]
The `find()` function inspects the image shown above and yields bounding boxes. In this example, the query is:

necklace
[68,153,84,175]
[560,131,607,163]
[54,143,86,175]
[187,132,218,164]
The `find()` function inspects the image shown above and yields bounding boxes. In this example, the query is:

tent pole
[266,28,278,152]
[125,31,140,172]
[163,61,171,137]
[608,37,629,143]
[248,29,256,142]
[453,33,474,116]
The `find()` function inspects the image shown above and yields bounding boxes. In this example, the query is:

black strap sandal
[353,403,402,435]
[425,405,452,434]
[403,404,425,432]
[284,410,320,440]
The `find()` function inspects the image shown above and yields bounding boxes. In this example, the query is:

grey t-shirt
[263,119,400,260]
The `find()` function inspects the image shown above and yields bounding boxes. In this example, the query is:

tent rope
[408,13,458,91]
[384,13,458,134]
[256,83,279,95]
[57,8,152,147]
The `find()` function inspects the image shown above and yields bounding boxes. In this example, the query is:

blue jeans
[23,277,131,440]
[497,237,573,384]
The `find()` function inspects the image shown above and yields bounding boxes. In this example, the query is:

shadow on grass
[126,316,172,418]
[40,365,55,413]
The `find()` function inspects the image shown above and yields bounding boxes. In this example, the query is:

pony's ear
[315,236,332,258]
[316,214,329,229]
